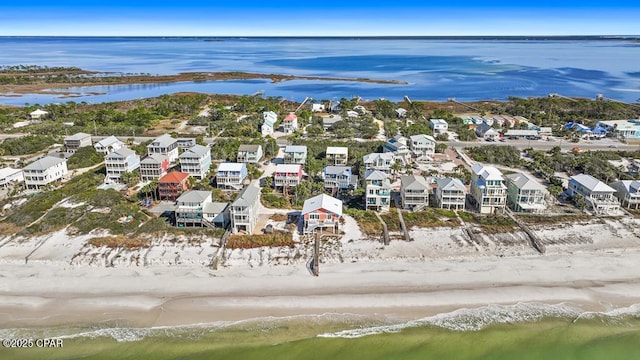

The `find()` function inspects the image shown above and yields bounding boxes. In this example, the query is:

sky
[1,1,639,36]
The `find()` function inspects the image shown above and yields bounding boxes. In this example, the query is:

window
[309,214,320,220]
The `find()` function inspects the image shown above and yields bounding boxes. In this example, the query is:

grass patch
[344,208,382,236]
[403,209,461,229]
[67,146,103,170]
[379,209,401,232]
[136,218,225,238]
[466,214,518,234]
[518,214,593,225]
[261,191,291,209]
[88,235,151,249]
[226,231,294,249]
[20,206,87,236]
[5,171,104,227]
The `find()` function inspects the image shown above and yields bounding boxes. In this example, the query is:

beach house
[94,135,124,155]
[610,180,640,209]
[282,112,298,134]
[595,119,640,143]
[323,166,356,194]
[301,193,343,234]
[409,134,436,160]
[179,144,211,179]
[23,156,68,190]
[364,170,391,212]
[401,175,432,211]
[363,152,395,174]
[505,172,547,213]
[326,146,349,166]
[470,163,507,214]
[64,132,92,153]
[29,109,49,120]
[434,177,466,210]
[262,111,277,136]
[230,184,261,234]
[158,171,190,201]
[139,154,170,182]
[147,134,179,162]
[567,174,620,214]
[175,190,228,228]
[236,144,263,164]
[216,162,247,190]
[475,122,500,141]
[429,119,448,134]
[105,147,140,183]
[273,164,303,190]
[0,167,24,188]
[284,145,308,165]
[383,135,412,165]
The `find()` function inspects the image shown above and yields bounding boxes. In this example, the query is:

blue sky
[1,1,639,36]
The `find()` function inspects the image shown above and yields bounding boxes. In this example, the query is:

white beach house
[470,163,507,214]
[23,156,68,190]
[179,144,211,179]
[402,175,432,211]
[567,174,620,214]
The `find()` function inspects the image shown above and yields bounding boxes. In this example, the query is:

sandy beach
[2,216,640,329]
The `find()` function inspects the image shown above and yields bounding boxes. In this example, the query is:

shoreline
[0,70,408,97]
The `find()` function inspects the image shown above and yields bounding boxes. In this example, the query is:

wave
[317,302,640,338]
[0,313,376,343]
[2,304,640,343]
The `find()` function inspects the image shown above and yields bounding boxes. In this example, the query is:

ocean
[2,303,640,359]
[0,36,639,105]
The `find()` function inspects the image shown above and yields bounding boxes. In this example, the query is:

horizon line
[1,34,639,39]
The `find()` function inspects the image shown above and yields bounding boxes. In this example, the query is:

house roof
[283,112,297,121]
[232,184,260,207]
[0,167,22,179]
[475,122,495,136]
[141,153,168,164]
[326,146,348,155]
[409,134,437,143]
[106,147,137,159]
[430,118,448,126]
[363,152,394,163]
[64,132,92,141]
[275,164,302,174]
[570,174,615,193]
[30,109,48,116]
[324,166,351,176]
[95,135,122,147]
[23,156,66,171]
[204,202,229,214]
[472,163,504,181]
[149,134,177,147]
[285,145,307,153]
[506,173,546,191]
[176,190,211,203]
[402,175,431,191]
[301,193,343,216]
[505,130,539,137]
[238,144,262,152]
[612,180,640,194]
[179,144,210,158]
[365,169,388,181]
[158,171,189,184]
[436,177,466,192]
[217,162,246,172]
